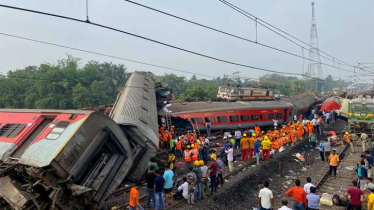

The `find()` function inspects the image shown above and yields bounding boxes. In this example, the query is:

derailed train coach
[0,72,161,209]
[161,94,317,131]
[0,110,133,209]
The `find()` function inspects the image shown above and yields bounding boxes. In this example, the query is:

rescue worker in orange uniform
[159,124,165,135]
[345,131,355,153]
[175,138,182,157]
[191,144,198,162]
[297,126,303,140]
[249,133,256,159]
[291,127,296,146]
[187,130,193,141]
[192,130,197,139]
[307,122,314,135]
[273,127,280,139]
[255,124,261,137]
[241,133,250,162]
[163,130,171,150]
[181,136,187,152]
[170,125,175,136]
[184,145,192,172]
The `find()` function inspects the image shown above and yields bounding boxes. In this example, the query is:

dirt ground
[177,119,347,210]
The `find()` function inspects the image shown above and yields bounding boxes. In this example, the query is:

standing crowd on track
[127,109,374,210]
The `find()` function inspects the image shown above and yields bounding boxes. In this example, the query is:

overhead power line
[0,32,300,88]
[0,3,323,80]
[123,0,355,74]
[218,0,363,71]
[0,32,215,79]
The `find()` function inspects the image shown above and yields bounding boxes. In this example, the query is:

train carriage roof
[164,100,294,114]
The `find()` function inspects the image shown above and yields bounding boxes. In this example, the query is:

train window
[239,90,244,94]
[352,104,363,111]
[229,116,239,122]
[251,115,259,120]
[217,116,228,123]
[366,104,374,111]
[276,113,283,119]
[46,121,70,140]
[240,115,249,121]
[204,117,216,123]
[191,118,203,124]
[268,114,275,119]
[0,123,26,138]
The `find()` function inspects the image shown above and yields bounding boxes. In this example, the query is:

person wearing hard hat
[209,154,218,193]
[175,137,182,157]
[162,130,169,150]
[241,133,250,162]
[345,131,355,153]
[261,136,272,162]
[191,144,198,162]
[192,130,197,140]
[229,135,235,147]
[170,125,175,136]
[167,150,176,169]
[249,133,256,160]
[193,160,202,201]
[184,145,192,172]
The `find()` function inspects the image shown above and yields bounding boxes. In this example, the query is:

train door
[283,109,288,122]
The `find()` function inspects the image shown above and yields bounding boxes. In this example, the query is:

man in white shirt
[234,128,242,150]
[311,118,317,134]
[278,199,292,210]
[258,181,274,210]
[272,119,278,127]
[176,177,189,200]
[303,177,314,194]
[361,131,369,152]
[325,112,331,124]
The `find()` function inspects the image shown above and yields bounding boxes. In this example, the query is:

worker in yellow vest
[261,136,272,162]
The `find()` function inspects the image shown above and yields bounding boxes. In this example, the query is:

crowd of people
[128,109,374,210]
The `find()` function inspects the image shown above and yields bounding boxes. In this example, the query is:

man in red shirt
[345,180,364,210]
[209,154,218,194]
[285,180,307,210]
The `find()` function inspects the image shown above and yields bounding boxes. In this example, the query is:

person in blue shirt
[319,140,324,161]
[163,165,174,206]
[254,138,261,165]
[356,161,368,189]
[154,170,165,210]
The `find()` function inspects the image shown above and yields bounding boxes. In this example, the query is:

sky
[0,0,373,81]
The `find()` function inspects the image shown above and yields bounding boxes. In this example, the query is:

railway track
[111,134,312,210]
[109,150,248,209]
[315,144,363,210]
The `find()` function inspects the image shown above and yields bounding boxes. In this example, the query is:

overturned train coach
[161,94,317,131]
[0,72,160,209]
